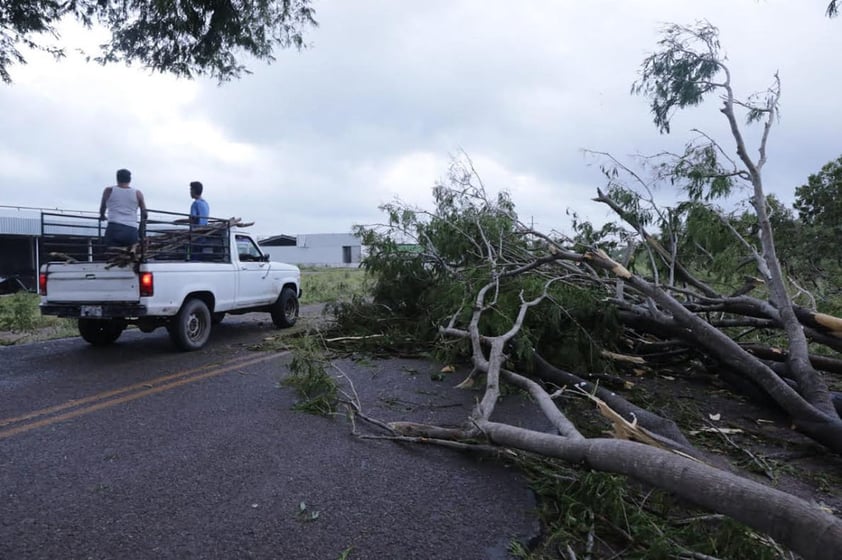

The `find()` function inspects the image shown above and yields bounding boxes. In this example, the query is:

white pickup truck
[38,211,301,351]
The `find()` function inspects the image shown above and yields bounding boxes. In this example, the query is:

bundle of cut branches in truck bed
[101,217,254,268]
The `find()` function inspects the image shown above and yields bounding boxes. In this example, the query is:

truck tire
[271,287,299,328]
[78,318,125,346]
[169,298,212,351]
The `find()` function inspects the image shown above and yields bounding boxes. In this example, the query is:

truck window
[236,235,264,262]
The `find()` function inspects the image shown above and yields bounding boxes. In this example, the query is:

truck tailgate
[44,263,139,302]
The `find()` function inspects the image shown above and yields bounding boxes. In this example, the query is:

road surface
[0,310,541,559]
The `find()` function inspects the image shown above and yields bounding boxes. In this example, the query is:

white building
[258,233,362,267]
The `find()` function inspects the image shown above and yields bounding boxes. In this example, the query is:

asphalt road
[0,309,541,560]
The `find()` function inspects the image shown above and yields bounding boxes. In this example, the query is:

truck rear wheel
[271,287,299,328]
[169,298,212,351]
[78,318,125,346]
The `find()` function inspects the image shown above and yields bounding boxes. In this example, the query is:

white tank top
[107,186,139,227]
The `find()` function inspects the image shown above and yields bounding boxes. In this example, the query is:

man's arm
[99,187,112,220]
[189,200,199,224]
[137,190,148,221]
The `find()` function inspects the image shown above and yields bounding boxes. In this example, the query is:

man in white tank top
[99,168,148,247]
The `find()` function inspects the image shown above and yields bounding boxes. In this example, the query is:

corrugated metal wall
[0,216,40,236]
[0,207,101,237]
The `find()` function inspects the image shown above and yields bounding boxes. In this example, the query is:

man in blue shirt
[189,181,209,224]
[188,181,212,260]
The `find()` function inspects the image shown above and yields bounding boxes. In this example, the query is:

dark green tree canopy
[795,155,842,227]
[794,154,842,262]
[0,0,317,83]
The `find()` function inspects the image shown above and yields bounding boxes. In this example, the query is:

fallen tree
[340,169,842,558]
[316,21,842,559]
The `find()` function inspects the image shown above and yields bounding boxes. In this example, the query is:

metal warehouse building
[0,206,94,293]
[0,206,114,292]
[258,233,362,267]
[0,213,40,292]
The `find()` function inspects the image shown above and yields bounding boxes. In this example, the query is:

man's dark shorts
[104,222,138,247]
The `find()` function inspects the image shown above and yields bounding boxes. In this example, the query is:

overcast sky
[1,1,840,237]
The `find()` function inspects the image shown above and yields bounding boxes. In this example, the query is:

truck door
[235,234,275,307]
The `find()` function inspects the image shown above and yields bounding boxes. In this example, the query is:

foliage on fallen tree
[514,456,793,560]
[282,334,338,415]
[352,169,623,373]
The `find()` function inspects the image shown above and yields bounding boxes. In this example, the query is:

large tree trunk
[479,422,842,560]
[584,249,842,454]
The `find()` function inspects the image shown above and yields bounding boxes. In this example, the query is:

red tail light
[39,273,47,296]
[139,272,154,297]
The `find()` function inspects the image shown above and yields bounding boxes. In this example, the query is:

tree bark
[585,249,842,453]
[479,421,842,560]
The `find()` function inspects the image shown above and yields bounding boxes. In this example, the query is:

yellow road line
[0,351,288,440]
[0,351,273,428]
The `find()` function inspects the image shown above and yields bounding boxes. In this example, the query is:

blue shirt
[190,198,209,225]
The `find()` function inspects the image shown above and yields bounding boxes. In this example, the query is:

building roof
[258,234,297,246]
[0,205,100,237]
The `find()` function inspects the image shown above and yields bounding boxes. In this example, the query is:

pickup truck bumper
[41,303,147,319]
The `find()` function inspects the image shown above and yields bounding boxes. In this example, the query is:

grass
[0,292,43,331]
[300,267,368,305]
[0,292,76,345]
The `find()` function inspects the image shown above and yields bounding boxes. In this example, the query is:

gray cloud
[1,1,840,237]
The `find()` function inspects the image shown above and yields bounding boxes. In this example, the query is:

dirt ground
[0,323,73,345]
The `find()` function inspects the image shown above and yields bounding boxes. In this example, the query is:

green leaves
[0,292,39,331]
[282,336,338,416]
[0,0,318,83]
[792,154,842,276]
[794,155,842,229]
[665,142,737,201]
[350,157,625,372]
[675,202,760,284]
[632,22,722,134]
